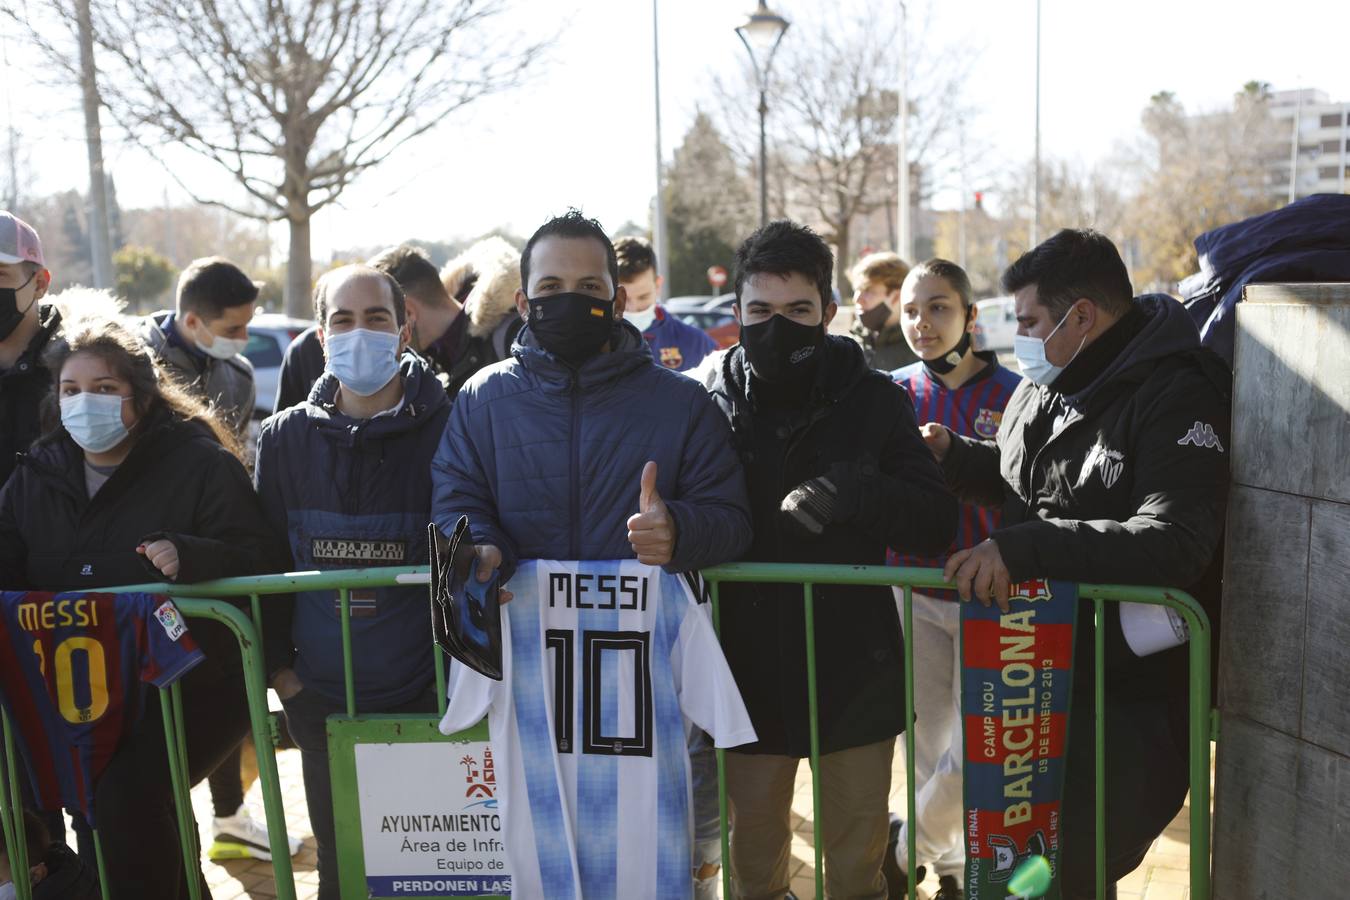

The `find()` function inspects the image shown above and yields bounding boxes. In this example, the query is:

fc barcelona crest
[659,346,683,369]
[973,408,1002,438]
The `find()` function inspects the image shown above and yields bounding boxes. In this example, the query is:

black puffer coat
[0,304,61,487]
[0,410,277,682]
[942,295,1231,709]
[705,334,957,756]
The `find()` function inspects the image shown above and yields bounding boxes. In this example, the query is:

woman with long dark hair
[0,302,278,899]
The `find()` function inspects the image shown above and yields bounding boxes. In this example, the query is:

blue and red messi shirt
[889,353,1023,597]
[642,306,719,373]
[0,592,204,824]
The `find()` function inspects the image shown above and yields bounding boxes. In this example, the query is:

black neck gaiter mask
[921,306,975,376]
[526,292,615,367]
[0,271,38,342]
[740,314,825,392]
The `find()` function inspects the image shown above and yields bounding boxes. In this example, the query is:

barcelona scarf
[961,579,1078,899]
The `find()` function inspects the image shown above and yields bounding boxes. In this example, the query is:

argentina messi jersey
[439,560,756,899]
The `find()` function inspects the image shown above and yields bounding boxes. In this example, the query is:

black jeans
[207,743,246,818]
[281,684,438,900]
[1059,695,1188,900]
[96,669,252,900]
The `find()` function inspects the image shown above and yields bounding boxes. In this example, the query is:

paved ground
[192,736,1206,900]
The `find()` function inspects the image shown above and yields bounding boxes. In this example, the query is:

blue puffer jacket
[255,353,451,707]
[431,320,751,574]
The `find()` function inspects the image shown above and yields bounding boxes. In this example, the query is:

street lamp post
[1031,0,1042,248]
[897,0,910,262]
[736,3,790,226]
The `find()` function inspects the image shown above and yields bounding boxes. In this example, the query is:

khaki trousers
[725,738,894,900]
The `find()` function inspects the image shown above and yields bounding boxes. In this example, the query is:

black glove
[779,460,870,537]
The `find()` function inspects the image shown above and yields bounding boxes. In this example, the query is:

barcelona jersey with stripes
[439,561,756,899]
[889,355,1023,596]
[0,592,204,824]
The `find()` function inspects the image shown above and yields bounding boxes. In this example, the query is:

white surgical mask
[60,392,132,453]
[0,880,15,900]
[1013,307,1086,386]
[195,331,248,360]
[625,305,658,333]
[325,328,401,397]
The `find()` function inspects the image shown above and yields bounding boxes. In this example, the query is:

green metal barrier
[0,564,1212,900]
[703,563,1213,900]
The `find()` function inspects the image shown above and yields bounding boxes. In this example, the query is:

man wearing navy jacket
[614,236,718,373]
[256,264,451,900]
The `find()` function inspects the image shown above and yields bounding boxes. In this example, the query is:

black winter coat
[0,304,61,487]
[0,411,277,683]
[706,335,958,756]
[943,296,1230,711]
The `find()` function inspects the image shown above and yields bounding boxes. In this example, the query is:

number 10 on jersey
[545,629,654,757]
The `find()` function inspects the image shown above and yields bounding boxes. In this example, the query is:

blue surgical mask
[1013,307,1086,386]
[60,392,132,453]
[325,328,401,396]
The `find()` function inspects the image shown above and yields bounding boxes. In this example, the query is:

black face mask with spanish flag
[526,291,615,367]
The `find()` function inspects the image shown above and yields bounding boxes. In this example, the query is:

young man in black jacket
[0,211,57,489]
[703,220,957,899]
[929,229,1230,899]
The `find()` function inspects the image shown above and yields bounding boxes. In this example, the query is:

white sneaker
[208,804,302,861]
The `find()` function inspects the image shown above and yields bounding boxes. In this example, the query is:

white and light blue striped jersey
[439,560,756,899]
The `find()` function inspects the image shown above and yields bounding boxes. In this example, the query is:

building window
[1317,166,1339,179]
[1322,140,1342,153]
[1321,113,1344,128]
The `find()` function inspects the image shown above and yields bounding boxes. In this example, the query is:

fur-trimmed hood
[440,236,521,340]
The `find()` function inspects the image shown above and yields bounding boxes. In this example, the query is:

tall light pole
[1031,0,1042,248]
[897,0,911,261]
[651,0,670,297]
[736,3,790,226]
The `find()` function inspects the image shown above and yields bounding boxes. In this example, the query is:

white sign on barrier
[355,741,511,897]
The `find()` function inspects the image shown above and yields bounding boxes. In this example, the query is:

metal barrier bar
[0,712,31,900]
[0,564,1208,900]
[160,684,202,900]
[170,598,299,900]
[801,582,824,892]
[702,563,1213,900]
[1094,598,1107,900]
[902,583,918,900]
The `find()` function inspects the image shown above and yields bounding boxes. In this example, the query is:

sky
[3,0,1350,260]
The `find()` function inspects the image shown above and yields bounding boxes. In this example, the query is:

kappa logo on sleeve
[153,601,188,641]
[1177,421,1225,452]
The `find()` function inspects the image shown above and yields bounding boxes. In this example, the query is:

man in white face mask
[137,256,258,437]
[256,264,451,899]
[919,229,1230,900]
[614,236,718,372]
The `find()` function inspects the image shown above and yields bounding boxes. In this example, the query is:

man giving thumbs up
[431,209,751,583]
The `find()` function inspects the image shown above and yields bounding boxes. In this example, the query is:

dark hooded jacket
[0,410,276,684]
[432,319,751,576]
[942,295,1231,713]
[704,334,958,757]
[137,312,256,437]
[1181,192,1350,365]
[255,353,451,707]
[0,304,61,488]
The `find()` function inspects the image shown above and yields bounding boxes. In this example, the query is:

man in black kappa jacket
[930,229,1230,899]
[704,220,957,900]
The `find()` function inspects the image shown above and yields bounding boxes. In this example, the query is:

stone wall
[1212,283,1350,897]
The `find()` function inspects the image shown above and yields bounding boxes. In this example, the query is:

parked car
[243,313,313,417]
[665,293,739,348]
[972,296,1017,353]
